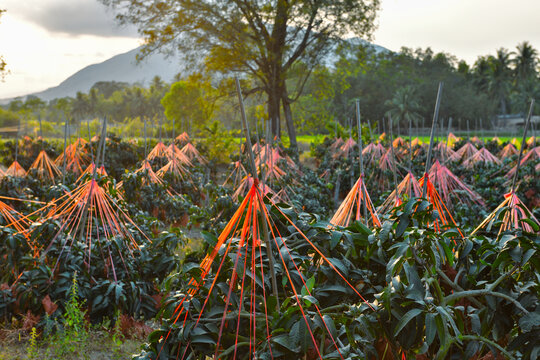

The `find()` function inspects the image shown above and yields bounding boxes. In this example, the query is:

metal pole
[144,117,148,159]
[422,82,443,198]
[87,121,94,164]
[62,117,68,183]
[355,100,368,224]
[99,118,108,169]
[510,100,535,193]
[388,115,399,204]
[235,77,279,307]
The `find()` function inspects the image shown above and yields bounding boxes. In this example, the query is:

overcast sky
[1,0,539,99]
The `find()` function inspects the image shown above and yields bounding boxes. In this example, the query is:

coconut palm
[384,85,422,130]
[488,49,513,114]
[472,56,491,93]
[513,41,538,81]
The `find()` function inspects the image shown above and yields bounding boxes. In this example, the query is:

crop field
[0,126,538,360]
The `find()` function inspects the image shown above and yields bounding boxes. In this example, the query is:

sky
[1,0,539,99]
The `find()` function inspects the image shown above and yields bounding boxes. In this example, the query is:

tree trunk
[500,97,508,115]
[282,92,298,156]
[267,88,281,139]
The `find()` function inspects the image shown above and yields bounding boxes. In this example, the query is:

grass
[0,327,144,360]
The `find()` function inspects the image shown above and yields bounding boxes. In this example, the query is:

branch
[459,335,516,360]
[443,289,529,314]
[488,264,519,291]
[434,267,482,308]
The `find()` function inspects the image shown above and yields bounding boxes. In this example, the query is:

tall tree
[513,41,538,81]
[161,74,218,133]
[472,56,491,93]
[488,48,513,114]
[101,0,380,150]
[384,86,422,129]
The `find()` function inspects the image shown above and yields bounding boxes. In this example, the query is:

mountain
[20,47,182,102]
[3,39,389,103]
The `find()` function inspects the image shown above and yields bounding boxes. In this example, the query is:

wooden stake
[422,82,443,198]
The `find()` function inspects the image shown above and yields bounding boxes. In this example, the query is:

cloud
[3,0,139,38]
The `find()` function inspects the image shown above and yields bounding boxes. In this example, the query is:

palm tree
[384,85,422,130]
[488,48,513,114]
[513,41,538,81]
[472,56,491,93]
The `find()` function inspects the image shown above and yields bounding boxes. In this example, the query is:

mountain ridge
[2,40,389,103]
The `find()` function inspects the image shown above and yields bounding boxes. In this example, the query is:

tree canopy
[101,0,381,150]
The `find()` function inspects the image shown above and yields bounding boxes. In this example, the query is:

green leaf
[301,276,315,297]
[439,240,454,266]
[519,311,540,332]
[323,315,337,339]
[200,231,218,247]
[302,295,319,306]
[394,308,423,336]
[327,258,348,276]
[330,231,342,249]
[520,218,539,232]
[425,313,436,346]
[273,334,297,352]
[191,334,215,344]
[396,215,410,238]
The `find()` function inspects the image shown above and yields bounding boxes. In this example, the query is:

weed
[48,271,89,358]
[26,327,39,359]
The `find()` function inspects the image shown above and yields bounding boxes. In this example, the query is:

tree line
[0,42,538,139]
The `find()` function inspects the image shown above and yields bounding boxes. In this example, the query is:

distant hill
[17,47,182,102]
[3,39,388,103]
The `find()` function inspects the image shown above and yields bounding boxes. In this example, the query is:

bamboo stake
[422,82,443,198]
[532,120,536,149]
[510,99,535,193]
[100,117,107,167]
[144,117,148,159]
[355,100,368,224]
[408,117,413,173]
[349,118,354,189]
[87,121,94,164]
[408,116,413,195]
[15,119,20,164]
[38,114,43,140]
[388,115,399,204]
[159,116,162,143]
[444,117,453,163]
[62,117,68,183]
[235,77,279,307]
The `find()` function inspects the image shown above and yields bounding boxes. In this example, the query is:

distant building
[496,114,540,128]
